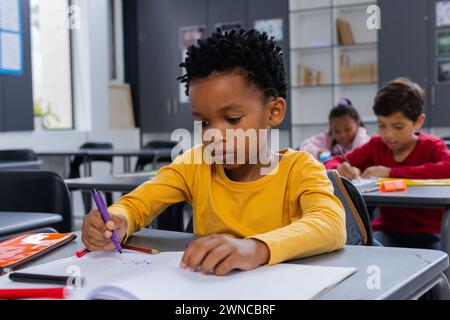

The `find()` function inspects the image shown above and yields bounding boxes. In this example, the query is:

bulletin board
[0,0,23,75]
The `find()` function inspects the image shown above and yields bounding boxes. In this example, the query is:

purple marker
[92,188,123,254]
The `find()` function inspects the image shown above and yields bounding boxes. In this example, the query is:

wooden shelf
[290,6,332,15]
[290,1,375,15]
[291,82,377,89]
[333,2,376,12]
[334,82,378,87]
[289,0,378,148]
[292,118,377,127]
[291,42,377,53]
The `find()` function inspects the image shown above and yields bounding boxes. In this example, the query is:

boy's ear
[267,97,286,127]
[414,113,426,129]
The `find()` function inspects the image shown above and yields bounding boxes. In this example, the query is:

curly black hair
[178,28,287,99]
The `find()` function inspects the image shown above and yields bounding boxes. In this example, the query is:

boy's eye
[394,126,404,130]
[227,117,242,125]
[197,120,209,128]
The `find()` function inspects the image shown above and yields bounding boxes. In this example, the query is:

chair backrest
[0,170,72,232]
[80,142,114,163]
[0,149,37,162]
[143,141,178,150]
[68,142,114,178]
[135,140,178,171]
[327,170,373,246]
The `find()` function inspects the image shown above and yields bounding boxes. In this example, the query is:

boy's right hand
[337,162,361,181]
[81,209,128,251]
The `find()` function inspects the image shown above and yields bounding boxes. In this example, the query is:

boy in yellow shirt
[81,29,346,275]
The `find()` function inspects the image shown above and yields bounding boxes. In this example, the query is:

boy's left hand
[180,235,270,276]
[361,166,391,178]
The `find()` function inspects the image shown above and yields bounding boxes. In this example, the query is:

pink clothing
[300,127,370,160]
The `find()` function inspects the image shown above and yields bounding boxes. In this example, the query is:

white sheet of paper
[351,178,377,187]
[0,251,356,300]
[0,31,21,71]
[0,0,20,32]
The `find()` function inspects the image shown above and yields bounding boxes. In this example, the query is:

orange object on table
[380,180,407,192]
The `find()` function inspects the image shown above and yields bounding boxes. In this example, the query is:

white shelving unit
[289,0,379,148]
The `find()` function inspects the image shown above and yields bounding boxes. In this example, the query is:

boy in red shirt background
[326,77,450,249]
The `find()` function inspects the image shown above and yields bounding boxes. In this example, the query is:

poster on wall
[254,18,284,42]
[214,21,242,32]
[0,0,23,75]
[438,30,450,55]
[179,25,206,50]
[438,59,450,82]
[437,0,450,27]
[179,48,189,104]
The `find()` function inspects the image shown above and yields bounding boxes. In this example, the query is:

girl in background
[300,99,370,161]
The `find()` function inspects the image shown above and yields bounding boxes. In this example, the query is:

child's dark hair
[373,77,425,122]
[178,28,287,99]
[329,98,363,126]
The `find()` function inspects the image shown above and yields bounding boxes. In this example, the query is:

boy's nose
[384,130,395,139]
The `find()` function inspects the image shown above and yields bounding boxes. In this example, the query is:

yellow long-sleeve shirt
[108,146,346,265]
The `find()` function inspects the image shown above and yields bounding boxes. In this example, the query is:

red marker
[75,248,89,258]
[0,287,67,300]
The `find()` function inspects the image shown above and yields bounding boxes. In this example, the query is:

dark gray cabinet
[173,0,208,131]
[247,0,290,130]
[378,0,450,128]
[208,0,248,32]
[378,0,430,125]
[429,0,450,127]
[0,0,34,132]
[133,0,290,133]
[137,0,207,132]
[137,0,177,132]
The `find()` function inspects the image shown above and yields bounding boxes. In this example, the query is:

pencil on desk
[123,244,160,255]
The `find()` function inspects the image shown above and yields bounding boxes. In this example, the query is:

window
[108,0,124,83]
[30,0,73,129]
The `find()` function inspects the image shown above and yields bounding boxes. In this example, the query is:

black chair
[441,136,450,150]
[0,149,38,162]
[0,170,72,233]
[135,140,178,172]
[68,142,114,212]
[327,170,374,246]
[68,142,114,178]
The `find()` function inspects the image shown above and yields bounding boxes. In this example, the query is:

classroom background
[0,0,448,234]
